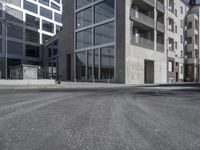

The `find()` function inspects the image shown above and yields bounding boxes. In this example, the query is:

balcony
[143,0,155,7]
[157,22,165,33]
[157,42,164,52]
[131,35,154,50]
[157,1,165,13]
[130,9,155,28]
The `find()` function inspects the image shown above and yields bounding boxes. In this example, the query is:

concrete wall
[58,0,74,81]
[116,0,126,83]
[124,0,167,84]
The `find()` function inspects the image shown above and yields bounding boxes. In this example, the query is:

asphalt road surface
[0,86,200,150]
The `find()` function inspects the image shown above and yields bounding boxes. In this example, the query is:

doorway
[144,60,154,84]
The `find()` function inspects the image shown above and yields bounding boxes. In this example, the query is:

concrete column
[154,0,157,51]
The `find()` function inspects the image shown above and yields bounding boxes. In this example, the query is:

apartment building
[185,1,200,82]
[0,0,62,78]
[167,0,190,83]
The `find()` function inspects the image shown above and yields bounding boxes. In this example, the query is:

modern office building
[0,0,62,78]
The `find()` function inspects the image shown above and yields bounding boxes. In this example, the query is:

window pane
[40,7,52,19]
[87,50,93,80]
[94,49,99,79]
[76,0,92,9]
[6,7,23,23]
[24,0,38,13]
[95,22,114,45]
[7,41,23,55]
[76,29,92,49]
[42,20,54,33]
[76,7,92,29]
[42,34,52,43]
[8,25,23,40]
[76,51,86,79]
[56,25,62,33]
[95,0,114,23]
[51,2,60,11]
[39,0,49,6]
[26,45,40,58]
[26,29,39,43]
[26,14,40,29]
[100,46,114,79]
[54,13,62,23]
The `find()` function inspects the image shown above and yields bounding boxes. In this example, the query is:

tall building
[0,0,62,78]
[167,0,190,83]
[59,0,168,84]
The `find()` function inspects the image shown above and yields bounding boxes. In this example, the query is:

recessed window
[51,2,60,11]
[54,13,62,23]
[26,14,40,29]
[40,7,52,19]
[42,20,54,33]
[26,29,39,43]
[42,34,52,43]
[5,0,21,7]
[39,0,49,6]
[24,0,38,14]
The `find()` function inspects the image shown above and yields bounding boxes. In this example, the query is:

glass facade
[75,0,115,81]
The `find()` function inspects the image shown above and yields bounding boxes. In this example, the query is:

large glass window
[54,13,62,23]
[87,50,93,80]
[76,51,87,80]
[6,7,23,23]
[94,49,99,79]
[24,1,38,14]
[100,46,114,79]
[94,0,114,23]
[26,14,40,29]
[40,7,52,19]
[42,20,54,33]
[7,25,23,40]
[26,45,40,58]
[95,22,114,45]
[26,29,39,43]
[76,0,92,9]
[76,29,92,49]
[76,7,92,29]
[7,41,23,55]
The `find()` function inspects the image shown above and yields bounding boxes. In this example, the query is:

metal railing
[157,22,165,32]
[157,42,165,52]
[157,1,165,12]
[143,0,155,7]
[130,8,155,28]
[131,35,154,50]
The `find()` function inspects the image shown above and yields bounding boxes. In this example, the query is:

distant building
[0,0,62,78]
